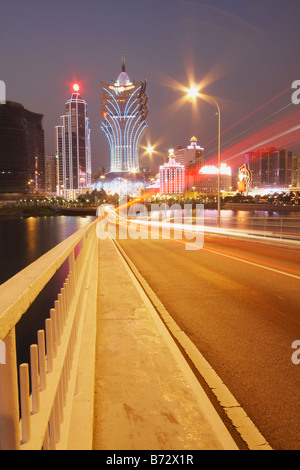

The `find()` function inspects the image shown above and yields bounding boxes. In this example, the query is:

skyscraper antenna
[121,54,126,72]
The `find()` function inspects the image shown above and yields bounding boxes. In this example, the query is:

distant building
[173,137,204,190]
[55,85,92,199]
[159,153,185,195]
[173,136,204,166]
[292,155,300,188]
[45,155,57,193]
[246,147,292,188]
[0,101,45,192]
[198,164,232,193]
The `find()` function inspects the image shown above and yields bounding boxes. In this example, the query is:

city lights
[200,163,231,176]
[187,86,200,100]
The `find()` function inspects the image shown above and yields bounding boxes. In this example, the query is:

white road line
[203,247,300,281]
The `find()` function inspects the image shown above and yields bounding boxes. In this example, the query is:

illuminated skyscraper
[55,84,91,198]
[100,57,148,174]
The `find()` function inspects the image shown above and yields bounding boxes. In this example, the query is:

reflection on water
[0,215,95,367]
[0,216,95,285]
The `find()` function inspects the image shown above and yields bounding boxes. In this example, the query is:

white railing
[0,219,98,450]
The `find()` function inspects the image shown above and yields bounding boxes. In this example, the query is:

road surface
[114,229,300,450]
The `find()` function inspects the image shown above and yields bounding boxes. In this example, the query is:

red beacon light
[73,84,80,92]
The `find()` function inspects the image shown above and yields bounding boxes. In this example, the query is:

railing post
[0,328,21,450]
[19,363,31,444]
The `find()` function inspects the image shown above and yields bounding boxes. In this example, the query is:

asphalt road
[116,231,300,450]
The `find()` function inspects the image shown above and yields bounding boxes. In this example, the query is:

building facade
[159,154,185,195]
[55,86,91,198]
[198,164,232,193]
[292,155,300,188]
[173,137,204,166]
[100,58,148,174]
[0,101,45,192]
[173,137,204,190]
[45,155,57,193]
[245,147,292,188]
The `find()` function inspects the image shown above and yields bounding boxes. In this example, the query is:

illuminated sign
[238,163,252,195]
[108,85,135,93]
[200,164,232,176]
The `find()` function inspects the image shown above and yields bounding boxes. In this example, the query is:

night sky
[1,0,300,174]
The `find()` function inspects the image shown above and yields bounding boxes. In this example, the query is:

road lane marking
[203,246,300,280]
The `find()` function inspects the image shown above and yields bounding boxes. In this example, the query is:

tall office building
[45,155,57,193]
[292,155,300,188]
[245,147,292,188]
[0,101,45,192]
[100,57,148,174]
[55,85,91,198]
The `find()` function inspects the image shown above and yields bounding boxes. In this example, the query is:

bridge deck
[92,237,237,450]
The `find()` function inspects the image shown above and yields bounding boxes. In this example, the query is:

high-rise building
[292,155,300,188]
[45,155,57,193]
[159,153,185,195]
[0,101,45,193]
[245,147,292,188]
[55,85,91,198]
[100,57,148,174]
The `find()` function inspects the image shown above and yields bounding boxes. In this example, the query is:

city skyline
[1,0,300,175]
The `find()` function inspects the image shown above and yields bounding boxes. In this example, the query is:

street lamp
[146,145,168,163]
[187,88,221,227]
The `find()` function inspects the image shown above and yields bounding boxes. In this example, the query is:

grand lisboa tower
[97,57,149,195]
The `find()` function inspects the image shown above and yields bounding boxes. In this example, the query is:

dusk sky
[1,0,300,174]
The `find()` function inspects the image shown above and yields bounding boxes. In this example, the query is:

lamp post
[187,89,221,227]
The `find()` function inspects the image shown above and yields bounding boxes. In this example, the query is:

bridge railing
[0,219,98,450]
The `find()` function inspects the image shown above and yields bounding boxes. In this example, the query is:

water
[0,215,95,285]
[0,215,95,366]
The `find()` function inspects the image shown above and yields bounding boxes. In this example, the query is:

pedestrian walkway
[92,237,238,450]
